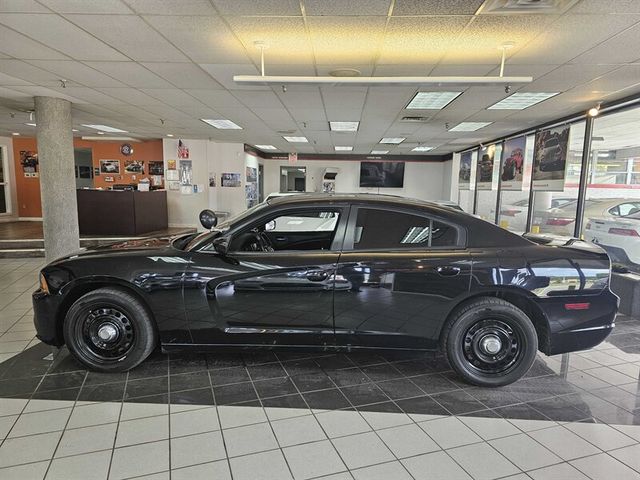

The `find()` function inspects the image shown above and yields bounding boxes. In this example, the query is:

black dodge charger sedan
[33,194,618,387]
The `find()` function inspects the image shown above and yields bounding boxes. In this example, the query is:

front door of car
[183,206,348,347]
[334,206,472,350]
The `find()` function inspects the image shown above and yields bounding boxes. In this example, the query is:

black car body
[33,194,618,386]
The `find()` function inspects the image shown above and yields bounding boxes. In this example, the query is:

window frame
[341,204,467,252]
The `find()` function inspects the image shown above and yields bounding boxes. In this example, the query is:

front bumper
[543,289,619,355]
[32,289,64,346]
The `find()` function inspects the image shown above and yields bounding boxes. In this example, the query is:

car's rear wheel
[442,297,538,387]
[63,288,157,372]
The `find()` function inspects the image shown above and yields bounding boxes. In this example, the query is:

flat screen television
[359,161,405,188]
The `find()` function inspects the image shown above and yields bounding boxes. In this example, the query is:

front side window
[352,208,458,250]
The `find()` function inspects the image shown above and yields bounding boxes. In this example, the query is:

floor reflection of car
[534,198,640,236]
[585,207,640,268]
[33,194,618,388]
[538,137,565,172]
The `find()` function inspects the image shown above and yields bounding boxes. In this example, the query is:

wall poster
[179,160,193,186]
[148,161,164,176]
[20,151,38,174]
[500,135,527,191]
[208,172,216,187]
[458,151,473,190]
[124,160,144,174]
[476,144,500,190]
[177,140,189,159]
[532,125,570,191]
[245,183,258,208]
[221,173,241,187]
[99,159,120,174]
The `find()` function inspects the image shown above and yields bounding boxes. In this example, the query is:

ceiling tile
[144,15,249,63]
[0,71,34,86]
[0,13,128,61]
[524,64,618,91]
[29,60,127,87]
[65,14,189,62]
[393,0,483,15]
[211,0,301,15]
[570,22,640,65]
[141,63,223,89]
[185,89,245,108]
[95,88,165,106]
[39,0,133,13]
[124,0,217,14]
[198,63,266,90]
[0,59,60,86]
[140,88,205,108]
[233,90,283,108]
[570,0,640,13]
[0,0,50,12]
[0,24,69,60]
[304,0,390,16]
[85,62,174,88]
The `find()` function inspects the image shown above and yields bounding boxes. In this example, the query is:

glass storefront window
[497,135,535,233]
[530,121,586,236]
[457,149,477,214]
[581,108,640,272]
[475,143,503,223]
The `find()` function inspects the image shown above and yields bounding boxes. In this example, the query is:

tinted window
[353,208,458,250]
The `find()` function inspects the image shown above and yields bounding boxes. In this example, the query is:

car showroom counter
[77,189,168,236]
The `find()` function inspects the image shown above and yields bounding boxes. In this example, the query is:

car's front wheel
[63,287,157,372]
[442,297,538,387]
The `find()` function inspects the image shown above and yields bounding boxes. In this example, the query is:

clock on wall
[120,143,133,156]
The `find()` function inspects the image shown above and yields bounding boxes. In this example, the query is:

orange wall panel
[12,138,163,218]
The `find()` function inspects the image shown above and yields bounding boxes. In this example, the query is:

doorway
[280,166,306,192]
[74,148,94,189]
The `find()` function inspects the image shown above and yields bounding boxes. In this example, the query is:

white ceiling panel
[143,15,249,64]
[124,0,217,15]
[0,24,69,60]
[570,22,640,65]
[288,110,327,122]
[28,60,127,88]
[185,89,245,109]
[84,62,173,88]
[198,64,265,91]
[94,88,164,106]
[0,14,128,61]
[0,59,61,86]
[233,91,283,109]
[140,88,205,108]
[48,86,125,104]
[141,63,223,89]
[524,64,619,91]
[276,87,324,111]
[211,0,300,16]
[305,0,390,16]
[39,0,134,14]
[0,0,50,12]
[570,0,640,14]
[393,0,483,15]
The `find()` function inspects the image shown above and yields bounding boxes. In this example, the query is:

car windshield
[624,209,640,219]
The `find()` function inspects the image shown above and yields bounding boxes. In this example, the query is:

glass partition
[530,121,586,236]
[581,107,640,272]
[497,135,535,233]
[457,149,477,214]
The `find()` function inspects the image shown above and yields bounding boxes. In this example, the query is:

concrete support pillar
[34,96,79,262]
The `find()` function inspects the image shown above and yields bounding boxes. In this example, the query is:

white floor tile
[109,440,169,480]
[217,405,267,430]
[0,431,62,468]
[169,406,219,437]
[448,442,521,480]
[283,439,346,480]
[115,415,169,447]
[55,422,117,457]
[352,461,413,480]
[315,410,372,438]
[271,414,327,447]
[609,443,640,472]
[223,422,279,457]
[528,462,591,480]
[170,431,226,469]
[46,450,111,480]
[489,434,561,471]
[67,402,121,429]
[571,452,640,480]
[460,416,521,441]
[171,460,231,480]
[529,425,601,460]
[7,408,71,438]
[402,450,473,480]
[0,460,49,480]
[377,423,440,458]
[332,431,394,470]
[565,422,636,451]
[229,449,293,480]
[418,416,482,450]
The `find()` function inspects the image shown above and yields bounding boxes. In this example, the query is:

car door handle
[275,236,287,242]
[436,266,461,277]
[306,270,329,282]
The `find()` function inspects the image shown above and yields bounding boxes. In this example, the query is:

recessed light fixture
[449,122,492,132]
[255,144,277,150]
[334,146,353,151]
[11,132,19,136]
[166,133,174,137]
[97,131,105,135]
[380,137,405,144]
[488,92,559,110]
[201,119,243,129]
[329,121,359,132]
[371,150,389,154]
[25,123,36,127]
[588,102,602,117]
[406,91,462,110]
[81,124,128,133]
[412,146,435,152]
[283,136,308,143]
[72,129,79,132]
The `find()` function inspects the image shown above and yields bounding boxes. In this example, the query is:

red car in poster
[501,148,524,181]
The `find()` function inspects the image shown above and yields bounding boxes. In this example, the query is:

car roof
[266,192,443,209]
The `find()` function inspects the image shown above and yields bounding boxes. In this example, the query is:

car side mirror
[212,236,228,255]
[199,209,217,229]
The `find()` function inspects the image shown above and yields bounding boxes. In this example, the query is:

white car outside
[584,209,640,266]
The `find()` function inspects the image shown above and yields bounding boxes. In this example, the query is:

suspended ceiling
[0,0,640,155]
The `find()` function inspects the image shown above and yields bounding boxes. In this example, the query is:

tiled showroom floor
[1,258,640,479]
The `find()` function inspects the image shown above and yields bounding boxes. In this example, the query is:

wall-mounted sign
[476,144,500,190]
[20,150,38,174]
[221,173,241,187]
[288,152,298,164]
[458,151,474,190]
[500,135,527,191]
[125,160,144,174]
[532,125,570,191]
[177,140,189,159]
[120,143,133,156]
[99,159,120,174]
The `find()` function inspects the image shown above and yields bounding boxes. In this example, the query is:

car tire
[442,297,538,387]
[63,287,157,372]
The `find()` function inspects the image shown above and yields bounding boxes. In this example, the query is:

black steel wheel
[442,297,538,387]
[63,288,157,372]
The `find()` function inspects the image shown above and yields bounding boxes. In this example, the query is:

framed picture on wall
[100,159,120,174]
[148,161,164,176]
[125,160,144,174]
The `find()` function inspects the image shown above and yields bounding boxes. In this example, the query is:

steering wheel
[256,231,274,252]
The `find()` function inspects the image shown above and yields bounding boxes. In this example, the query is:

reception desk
[77,189,168,236]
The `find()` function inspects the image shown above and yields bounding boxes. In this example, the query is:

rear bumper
[543,289,618,355]
[32,289,64,346]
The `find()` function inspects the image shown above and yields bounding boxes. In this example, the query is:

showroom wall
[11,137,163,218]
[262,158,453,202]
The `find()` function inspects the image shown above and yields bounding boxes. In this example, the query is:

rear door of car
[333,204,472,350]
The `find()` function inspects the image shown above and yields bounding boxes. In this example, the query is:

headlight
[39,273,50,294]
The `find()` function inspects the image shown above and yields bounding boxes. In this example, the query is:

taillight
[565,303,590,310]
[39,273,50,294]
[546,218,574,226]
[608,227,640,237]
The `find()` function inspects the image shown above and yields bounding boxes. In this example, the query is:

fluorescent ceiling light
[81,136,141,142]
[407,91,462,109]
[329,121,359,132]
[255,144,277,150]
[201,119,242,129]
[380,137,405,144]
[72,129,79,132]
[334,146,353,151]
[371,150,389,154]
[234,75,533,86]
[82,124,128,133]
[25,123,36,126]
[283,136,308,143]
[449,122,492,132]
[412,146,435,152]
[12,132,19,136]
[488,92,559,110]
[166,134,174,137]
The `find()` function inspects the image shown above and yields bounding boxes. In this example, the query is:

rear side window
[353,208,458,250]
